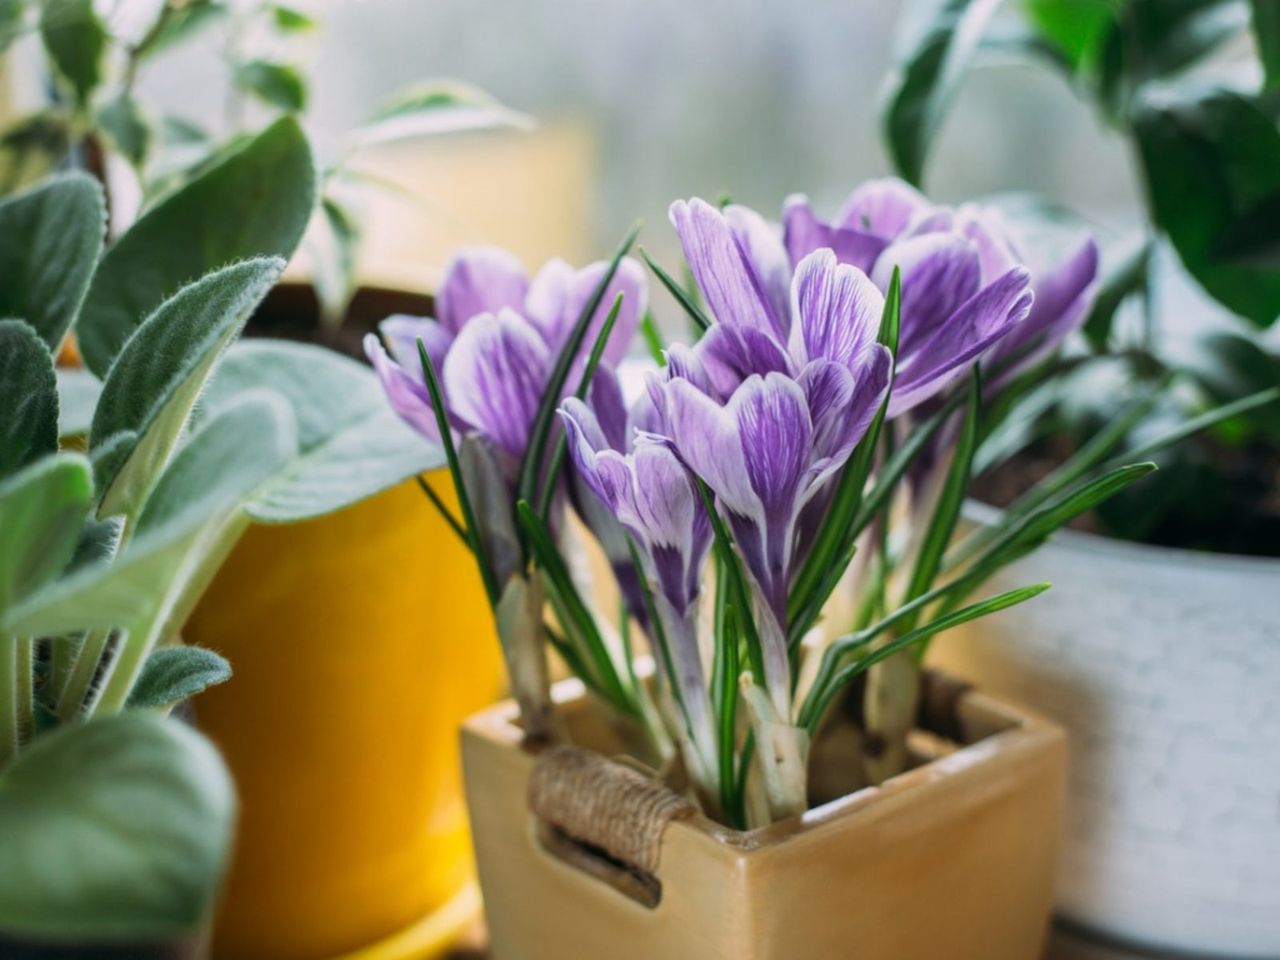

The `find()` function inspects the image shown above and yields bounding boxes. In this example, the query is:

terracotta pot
[929,503,1280,959]
[461,672,1065,960]
[184,472,504,960]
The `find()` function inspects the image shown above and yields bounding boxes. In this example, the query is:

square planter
[461,671,1066,960]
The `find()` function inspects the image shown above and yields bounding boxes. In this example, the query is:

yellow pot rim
[328,882,482,960]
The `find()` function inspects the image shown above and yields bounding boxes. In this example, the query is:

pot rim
[463,672,1065,852]
[964,499,1280,574]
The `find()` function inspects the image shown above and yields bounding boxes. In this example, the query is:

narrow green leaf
[516,224,639,507]
[903,368,980,614]
[0,173,104,350]
[0,713,234,939]
[639,246,711,333]
[881,0,1007,186]
[416,339,499,606]
[78,117,316,377]
[90,258,285,521]
[127,646,231,710]
[1120,386,1280,464]
[640,310,666,366]
[535,291,625,518]
[235,59,308,113]
[39,0,107,105]
[0,320,57,478]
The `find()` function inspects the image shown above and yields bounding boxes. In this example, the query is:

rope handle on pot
[528,745,694,878]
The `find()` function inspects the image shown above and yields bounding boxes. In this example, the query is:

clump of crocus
[372,184,1156,829]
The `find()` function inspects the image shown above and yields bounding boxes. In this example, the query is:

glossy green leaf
[1256,0,1280,91]
[0,713,234,939]
[127,646,231,709]
[0,320,57,478]
[197,339,444,522]
[235,59,308,113]
[0,453,92,612]
[78,117,316,377]
[0,173,104,349]
[98,94,153,169]
[1020,0,1114,72]
[882,0,1007,186]
[269,3,316,32]
[1133,90,1280,328]
[39,0,107,104]
[90,258,284,520]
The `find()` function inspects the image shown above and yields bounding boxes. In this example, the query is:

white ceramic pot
[928,504,1280,958]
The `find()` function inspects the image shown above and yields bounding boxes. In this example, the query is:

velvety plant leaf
[90,258,285,521]
[0,320,57,478]
[0,453,92,612]
[98,94,153,169]
[127,646,232,710]
[353,80,531,147]
[0,110,73,194]
[234,59,308,113]
[1134,90,1280,328]
[197,339,443,522]
[0,173,104,349]
[77,117,316,377]
[39,0,107,104]
[0,713,234,939]
[882,0,1007,186]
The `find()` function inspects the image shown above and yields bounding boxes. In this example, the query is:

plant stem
[57,627,112,722]
[0,638,19,767]
[14,638,32,747]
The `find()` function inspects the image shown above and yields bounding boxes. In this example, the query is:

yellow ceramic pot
[185,472,503,960]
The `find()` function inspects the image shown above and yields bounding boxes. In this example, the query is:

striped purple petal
[436,247,529,335]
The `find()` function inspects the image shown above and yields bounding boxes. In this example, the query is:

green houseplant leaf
[198,339,444,522]
[882,0,1007,186]
[77,117,316,377]
[98,94,153,170]
[0,174,104,350]
[0,712,234,940]
[0,453,92,612]
[90,258,285,521]
[1133,90,1280,328]
[127,646,232,710]
[39,0,108,105]
[0,320,57,478]
[352,80,532,147]
[234,60,308,113]
[1255,0,1280,91]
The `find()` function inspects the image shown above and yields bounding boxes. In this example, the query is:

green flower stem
[57,627,112,722]
[0,637,18,767]
[14,638,32,747]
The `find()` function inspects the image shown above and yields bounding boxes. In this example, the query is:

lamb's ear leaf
[90,258,284,522]
[881,0,1006,187]
[0,713,234,939]
[0,453,93,612]
[0,320,58,478]
[77,117,315,377]
[197,339,443,522]
[39,0,108,106]
[0,173,104,350]
[128,646,232,710]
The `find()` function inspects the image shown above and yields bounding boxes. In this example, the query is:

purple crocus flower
[364,245,647,463]
[784,179,1098,401]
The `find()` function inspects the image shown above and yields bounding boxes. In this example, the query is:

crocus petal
[529,257,647,365]
[788,249,885,369]
[436,247,529,334]
[890,266,1033,417]
[803,347,892,492]
[586,365,630,452]
[724,203,792,336]
[838,178,930,238]
[872,233,982,358]
[523,257,576,344]
[987,236,1099,378]
[955,206,1022,283]
[670,197,790,341]
[442,309,550,456]
[629,444,710,613]
[782,195,886,273]
[695,323,793,400]
[661,377,760,520]
[378,314,454,380]
[364,333,440,441]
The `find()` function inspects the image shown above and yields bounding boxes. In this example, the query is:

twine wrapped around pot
[528,745,694,877]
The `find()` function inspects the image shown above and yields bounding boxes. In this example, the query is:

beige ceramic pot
[461,673,1066,960]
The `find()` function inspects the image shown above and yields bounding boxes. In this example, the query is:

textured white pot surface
[928,504,1280,959]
